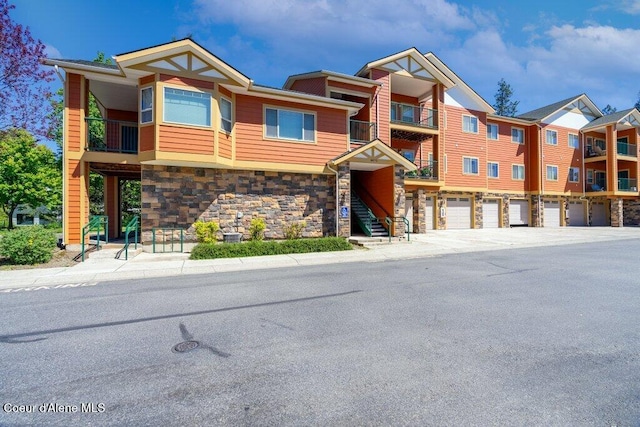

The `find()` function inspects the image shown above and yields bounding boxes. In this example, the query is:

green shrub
[193,220,220,244]
[190,237,352,260]
[249,218,266,241]
[283,221,306,240]
[0,226,57,265]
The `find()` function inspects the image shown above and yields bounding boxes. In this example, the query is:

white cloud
[44,44,61,59]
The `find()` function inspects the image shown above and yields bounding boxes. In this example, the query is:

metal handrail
[405,160,438,180]
[350,119,376,143]
[85,117,139,154]
[390,102,438,129]
[385,216,410,242]
[617,141,637,157]
[351,191,378,236]
[352,185,392,220]
[122,216,139,260]
[80,215,109,262]
[152,227,184,253]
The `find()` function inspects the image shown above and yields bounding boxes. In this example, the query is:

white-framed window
[512,164,525,180]
[163,87,211,127]
[487,162,499,178]
[587,169,594,184]
[511,127,524,144]
[487,123,498,140]
[569,167,580,183]
[463,156,479,175]
[546,165,558,181]
[140,87,153,124]
[568,133,579,149]
[546,129,558,145]
[462,115,478,133]
[265,107,315,142]
[220,97,232,133]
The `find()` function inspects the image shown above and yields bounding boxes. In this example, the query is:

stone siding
[141,165,336,242]
[623,199,640,226]
[610,198,624,227]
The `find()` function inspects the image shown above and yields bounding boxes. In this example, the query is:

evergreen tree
[493,78,519,117]
[602,104,617,115]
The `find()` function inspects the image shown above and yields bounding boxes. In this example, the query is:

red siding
[219,131,232,159]
[540,124,582,193]
[159,74,215,90]
[443,105,487,189]
[371,69,390,144]
[140,126,155,152]
[486,120,530,192]
[67,73,82,152]
[290,77,326,96]
[158,125,214,154]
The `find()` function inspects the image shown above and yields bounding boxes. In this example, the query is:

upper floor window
[546,165,558,181]
[569,167,580,183]
[512,127,524,144]
[546,129,558,145]
[512,164,525,180]
[164,87,211,127]
[487,162,499,178]
[487,123,498,140]
[462,115,478,133]
[463,156,479,175]
[220,97,232,133]
[568,133,579,149]
[140,87,153,124]
[265,107,315,142]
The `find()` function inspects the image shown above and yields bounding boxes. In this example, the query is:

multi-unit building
[46,39,640,247]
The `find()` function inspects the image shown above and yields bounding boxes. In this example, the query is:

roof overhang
[284,70,381,91]
[329,139,416,171]
[581,108,640,133]
[543,95,601,123]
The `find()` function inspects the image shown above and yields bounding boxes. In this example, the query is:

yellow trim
[82,152,140,164]
[263,104,318,145]
[511,126,525,144]
[404,179,444,188]
[159,81,215,129]
[441,186,490,192]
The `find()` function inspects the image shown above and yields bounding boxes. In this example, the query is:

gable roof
[283,70,381,91]
[330,139,416,171]
[581,108,640,132]
[517,94,601,122]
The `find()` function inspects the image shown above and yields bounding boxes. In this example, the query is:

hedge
[0,226,57,265]
[189,237,352,260]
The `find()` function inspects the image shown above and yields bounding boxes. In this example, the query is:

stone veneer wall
[610,198,624,227]
[141,165,336,242]
[623,199,640,226]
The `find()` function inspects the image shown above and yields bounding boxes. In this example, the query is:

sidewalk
[2,227,640,290]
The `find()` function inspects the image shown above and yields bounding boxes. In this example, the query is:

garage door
[544,201,561,227]
[509,200,529,226]
[482,199,500,228]
[425,197,434,230]
[591,202,608,226]
[447,198,472,229]
[568,201,586,226]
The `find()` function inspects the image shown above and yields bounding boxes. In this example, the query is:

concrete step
[87,247,143,260]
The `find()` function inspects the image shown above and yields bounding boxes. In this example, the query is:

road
[1,239,640,426]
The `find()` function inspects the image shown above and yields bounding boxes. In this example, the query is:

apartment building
[46,39,640,246]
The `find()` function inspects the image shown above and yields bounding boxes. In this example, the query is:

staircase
[351,192,388,237]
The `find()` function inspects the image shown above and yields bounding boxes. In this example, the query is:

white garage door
[447,198,472,229]
[544,201,561,227]
[425,197,434,230]
[591,202,608,226]
[568,201,586,226]
[509,200,529,226]
[482,199,500,228]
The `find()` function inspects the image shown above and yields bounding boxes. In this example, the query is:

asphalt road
[1,239,640,426]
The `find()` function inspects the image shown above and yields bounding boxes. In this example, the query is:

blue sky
[12,0,640,115]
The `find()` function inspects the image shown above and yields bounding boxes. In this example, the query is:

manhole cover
[172,340,200,353]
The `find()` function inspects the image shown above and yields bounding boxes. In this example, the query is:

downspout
[54,65,66,248]
[327,162,340,237]
[536,123,544,226]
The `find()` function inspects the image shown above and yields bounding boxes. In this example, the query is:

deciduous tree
[493,78,519,117]
[0,0,55,136]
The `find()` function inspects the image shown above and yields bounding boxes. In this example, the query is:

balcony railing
[350,120,376,143]
[617,141,637,157]
[85,118,138,154]
[405,160,438,180]
[618,178,638,192]
[390,102,438,129]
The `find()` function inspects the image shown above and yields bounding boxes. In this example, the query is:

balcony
[618,178,638,192]
[405,160,438,181]
[390,102,437,129]
[85,118,139,154]
[350,120,376,144]
[617,141,637,157]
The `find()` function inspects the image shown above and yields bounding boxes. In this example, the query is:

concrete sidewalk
[2,227,640,290]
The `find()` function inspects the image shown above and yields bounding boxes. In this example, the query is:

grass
[190,237,353,260]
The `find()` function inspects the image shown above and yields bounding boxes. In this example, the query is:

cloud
[44,44,61,59]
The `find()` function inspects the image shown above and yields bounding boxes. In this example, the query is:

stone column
[502,195,510,228]
[611,198,624,227]
[531,195,543,227]
[393,165,406,236]
[337,163,351,238]
[474,193,483,229]
[437,193,446,229]
[414,189,426,234]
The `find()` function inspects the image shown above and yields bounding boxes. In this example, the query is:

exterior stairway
[351,192,389,237]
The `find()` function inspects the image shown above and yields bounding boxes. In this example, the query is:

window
[587,169,594,184]
[568,134,579,149]
[512,164,525,180]
[140,87,153,124]
[487,123,498,140]
[164,87,211,127]
[569,167,580,183]
[511,127,524,144]
[401,150,415,162]
[546,129,558,145]
[546,165,558,181]
[265,107,315,142]
[487,162,499,178]
[462,115,478,133]
[220,97,232,132]
[463,157,479,175]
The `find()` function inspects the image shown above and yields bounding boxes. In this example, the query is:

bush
[193,220,220,244]
[0,226,57,265]
[283,221,306,240]
[249,218,266,241]
[190,237,352,260]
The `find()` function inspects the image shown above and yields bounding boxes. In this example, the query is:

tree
[493,78,519,117]
[0,0,55,136]
[602,104,617,115]
[634,91,640,111]
[0,129,61,228]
